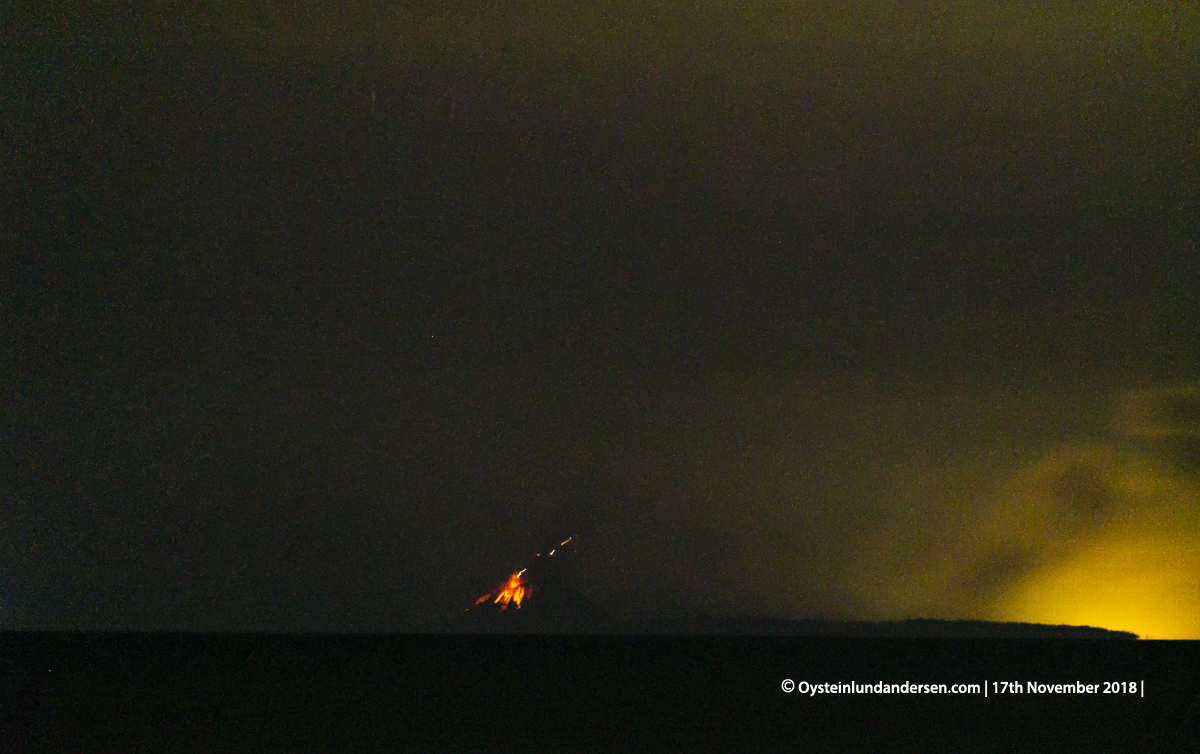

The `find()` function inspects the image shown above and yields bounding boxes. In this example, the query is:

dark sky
[4,1,1199,636]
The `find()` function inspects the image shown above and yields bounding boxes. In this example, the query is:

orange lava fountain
[477,569,530,610]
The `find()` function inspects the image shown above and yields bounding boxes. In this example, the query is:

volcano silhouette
[451,540,1138,637]
[453,542,616,633]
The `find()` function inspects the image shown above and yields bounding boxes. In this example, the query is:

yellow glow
[990,531,1200,639]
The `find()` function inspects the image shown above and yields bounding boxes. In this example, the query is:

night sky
[5,1,1199,637]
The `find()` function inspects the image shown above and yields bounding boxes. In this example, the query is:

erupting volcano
[457,536,610,632]
[476,569,530,611]
[472,537,574,611]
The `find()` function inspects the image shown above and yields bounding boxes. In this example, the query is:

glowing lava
[479,568,530,610]
[471,537,574,611]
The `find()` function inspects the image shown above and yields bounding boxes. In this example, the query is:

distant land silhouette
[453,576,1137,638]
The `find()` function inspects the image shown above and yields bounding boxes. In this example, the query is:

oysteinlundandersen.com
[783,680,980,695]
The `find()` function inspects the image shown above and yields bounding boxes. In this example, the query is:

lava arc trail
[470,537,575,611]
